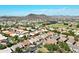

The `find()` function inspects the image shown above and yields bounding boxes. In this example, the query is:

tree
[15,47,23,53]
[19,35,28,42]
[76,23,79,28]
[0,25,2,30]
[68,30,75,36]
[74,35,79,41]
[59,42,70,52]
[12,35,19,44]
[22,35,27,40]
[7,42,13,47]
[2,33,10,37]
[0,44,6,49]
[52,30,61,34]
[62,32,70,36]
[14,35,19,40]
[4,24,9,28]
[44,44,59,52]
[64,22,68,25]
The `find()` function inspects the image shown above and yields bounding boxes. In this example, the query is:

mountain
[0,14,79,21]
[25,14,53,21]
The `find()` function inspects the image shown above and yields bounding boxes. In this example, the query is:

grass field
[47,24,67,28]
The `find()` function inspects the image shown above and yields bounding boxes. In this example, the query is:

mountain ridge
[0,14,79,21]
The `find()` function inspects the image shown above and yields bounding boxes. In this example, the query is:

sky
[0,5,79,16]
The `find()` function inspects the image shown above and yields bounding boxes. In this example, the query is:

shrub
[44,44,59,52]
[15,47,23,53]
[76,23,79,28]
[0,44,6,49]
[59,42,70,51]
[7,42,13,47]
[64,22,68,25]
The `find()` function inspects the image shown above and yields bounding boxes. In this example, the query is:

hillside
[0,14,79,21]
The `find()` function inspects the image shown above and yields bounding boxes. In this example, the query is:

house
[2,31,16,37]
[59,34,67,42]
[76,42,79,47]
[43,38,57,45]
[40,28,48,32]
[21,40,31,47]
[15,29,28,34]
[43,34,59,45]
[30,30,40,36]
[2,29,28,37]
[47,31,53,36]
[29,40,34,44]
[0,34,7,44]
[66,36,75,45]
[49,35,60,41]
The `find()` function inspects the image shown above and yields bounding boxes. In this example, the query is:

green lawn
[47,24,67,28]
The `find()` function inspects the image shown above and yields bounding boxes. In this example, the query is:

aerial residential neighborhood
[0,15,79,53]
[0,5,79,53]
